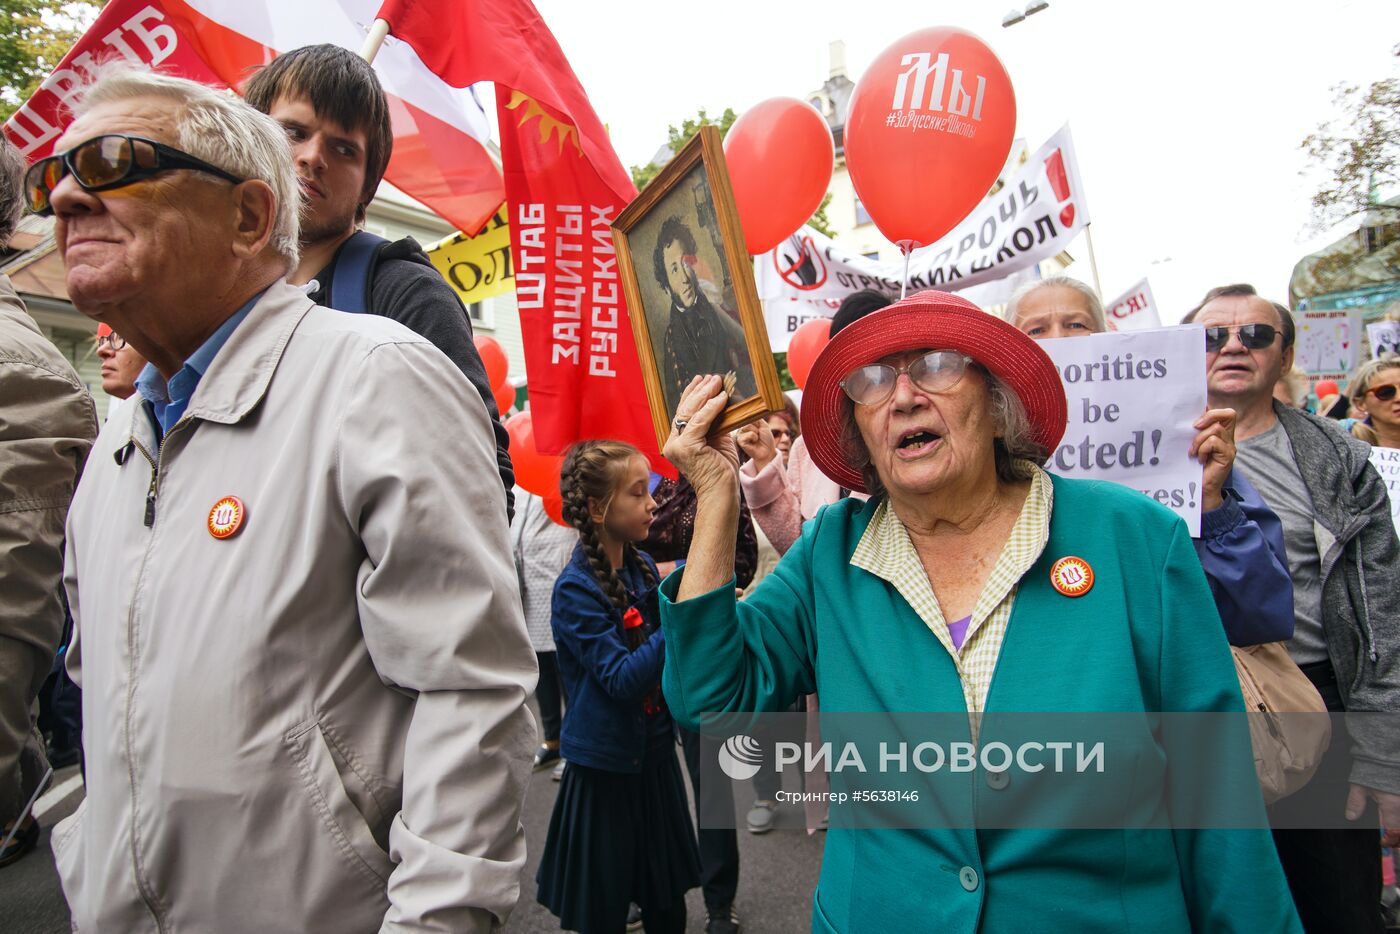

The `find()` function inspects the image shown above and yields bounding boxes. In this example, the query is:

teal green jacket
[660,475,1301,933]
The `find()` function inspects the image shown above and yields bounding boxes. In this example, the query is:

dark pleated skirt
[536,740,701,934]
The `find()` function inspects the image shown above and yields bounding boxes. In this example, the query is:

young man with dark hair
[245,44,514,515]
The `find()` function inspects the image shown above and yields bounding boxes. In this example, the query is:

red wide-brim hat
[800,291,1068,494]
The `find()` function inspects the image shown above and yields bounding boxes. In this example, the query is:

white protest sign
[1296,309,1361,386]
[1105,278,1162,331]
[1368,321,1400,359]
[754,124,1088,305]
[764,296,841,353]
[1040,327,1206,535]
[1369,447,1400,537]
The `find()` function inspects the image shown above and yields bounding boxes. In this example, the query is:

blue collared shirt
[135,292,263,439]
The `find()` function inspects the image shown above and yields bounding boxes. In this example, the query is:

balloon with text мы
[844,26,1016,252]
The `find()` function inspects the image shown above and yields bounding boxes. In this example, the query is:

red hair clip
[623,606,644,630]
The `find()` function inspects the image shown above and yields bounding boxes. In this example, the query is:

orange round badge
[207,496,246,540]
[1049,556,1094,597]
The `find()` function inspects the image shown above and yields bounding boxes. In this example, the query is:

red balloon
[474,334,509,389]
[542,488,567,526]
[1314,380,1339,398]
[504,411,563,499]
[845,27,1016,250]
[724,97,835,255]
[786,317,831,390]
[493,379,516,416]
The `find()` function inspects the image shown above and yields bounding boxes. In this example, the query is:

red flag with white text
[376,0,667,467]
[3,0,505,236]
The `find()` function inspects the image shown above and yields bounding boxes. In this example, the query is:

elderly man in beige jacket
[43,69,537,932]
[0,137,97,867]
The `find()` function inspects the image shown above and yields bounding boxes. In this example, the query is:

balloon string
[901,247,911,300]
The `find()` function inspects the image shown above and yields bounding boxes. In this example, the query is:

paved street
[3,748,824,933]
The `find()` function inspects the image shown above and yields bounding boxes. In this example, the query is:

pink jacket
[739,435,844,556]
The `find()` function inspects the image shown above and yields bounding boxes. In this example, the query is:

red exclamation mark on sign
[1044,148,1076,228]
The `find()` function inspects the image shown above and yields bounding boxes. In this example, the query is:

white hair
[0,136,25,246]
[72,66,300,269]
[1005,276,1107,333]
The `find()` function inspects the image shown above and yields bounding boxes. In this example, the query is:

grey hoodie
[1275,401,1400,793]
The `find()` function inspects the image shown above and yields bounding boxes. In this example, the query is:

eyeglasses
[1204,323,1279,352]
[1365,383,1399,403]
[841,351,972,407]
[96,332,126,352]
[25,134,245,216]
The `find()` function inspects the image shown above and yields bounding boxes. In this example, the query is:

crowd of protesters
[1,44,1398,934]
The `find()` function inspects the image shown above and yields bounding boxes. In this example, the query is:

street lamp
[1002,1,1049,27]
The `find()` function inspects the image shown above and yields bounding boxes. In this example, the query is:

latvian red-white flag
[376,0,667,467]
[3,0,505,236]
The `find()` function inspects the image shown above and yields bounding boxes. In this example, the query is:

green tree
[629,106,738,190]
[1300,55,1399,230]
[806,192,834,237]
[0,1,103,123]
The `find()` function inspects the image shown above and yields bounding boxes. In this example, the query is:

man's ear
[1281,342,1295,374]
[230,179,278,260]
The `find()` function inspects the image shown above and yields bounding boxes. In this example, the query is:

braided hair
[559,440,658,650]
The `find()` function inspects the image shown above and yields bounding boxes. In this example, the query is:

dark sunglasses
[25,134,244,216]
[1204,323,1279,352]
[1365,383,1399,403]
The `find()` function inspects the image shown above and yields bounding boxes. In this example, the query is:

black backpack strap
[327,230,392,314]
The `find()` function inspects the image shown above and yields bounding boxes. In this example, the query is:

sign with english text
[1040,327,1206,536]
[754,124,1088,308]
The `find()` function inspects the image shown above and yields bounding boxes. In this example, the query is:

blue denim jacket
[1194,468,1294,646]
[551,543,672,773]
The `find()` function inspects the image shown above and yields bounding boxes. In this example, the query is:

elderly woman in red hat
[657,292,1300,933]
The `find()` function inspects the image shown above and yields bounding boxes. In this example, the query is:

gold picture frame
[612,126,785,451]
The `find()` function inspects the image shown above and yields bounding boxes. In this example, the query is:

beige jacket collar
[116,279,314,449]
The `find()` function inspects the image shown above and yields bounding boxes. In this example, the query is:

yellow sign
[425,206,514,305]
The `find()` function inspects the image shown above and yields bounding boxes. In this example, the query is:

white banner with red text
[2,0,505,235]
[755,124,1088,313]
[1104,278,1162,331]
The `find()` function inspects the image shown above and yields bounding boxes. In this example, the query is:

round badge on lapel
[207,496,246,540]
[1049,556,1093,597]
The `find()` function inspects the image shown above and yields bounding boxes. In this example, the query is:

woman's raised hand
[662,375,740,498]
[735,417,778,473]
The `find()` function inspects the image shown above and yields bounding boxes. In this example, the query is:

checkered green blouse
[849,463,1052,715]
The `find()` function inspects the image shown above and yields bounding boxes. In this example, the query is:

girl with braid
[536,440,701,934]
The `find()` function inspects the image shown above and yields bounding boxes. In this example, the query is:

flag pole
[360,18,391,64]
[1083,224,1103,296]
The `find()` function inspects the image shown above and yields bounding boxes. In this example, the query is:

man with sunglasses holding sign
[37,69,537,931]
[1198,283,1400,934]
[1008,276,1296,650]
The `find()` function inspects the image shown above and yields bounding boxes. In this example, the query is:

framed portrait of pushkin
[612,126,785,451]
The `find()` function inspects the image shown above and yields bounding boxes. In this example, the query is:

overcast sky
[510,0,1398,320]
